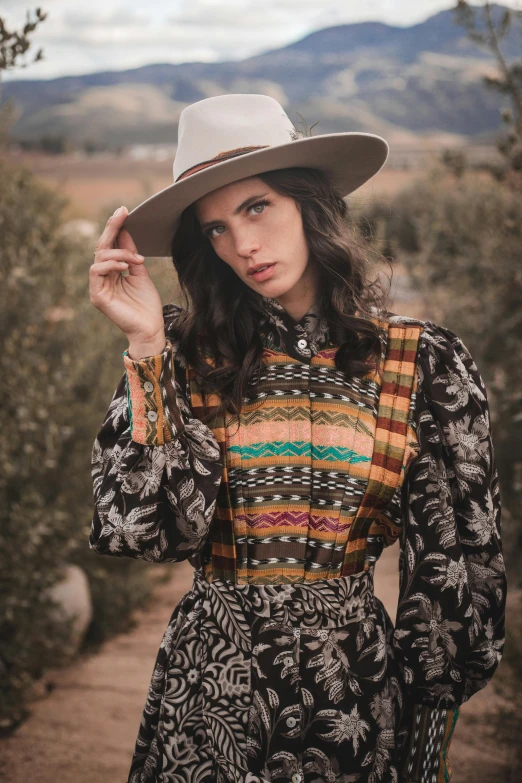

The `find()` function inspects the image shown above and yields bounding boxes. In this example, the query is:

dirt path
[0,548,510,782]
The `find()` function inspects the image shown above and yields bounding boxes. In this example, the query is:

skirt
[127,565,407,783]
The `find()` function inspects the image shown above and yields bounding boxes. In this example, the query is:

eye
[206,225,225,239]
[248,199,270,215]
[205,198,271,239]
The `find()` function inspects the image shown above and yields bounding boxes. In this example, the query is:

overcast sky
[2,0,521,81]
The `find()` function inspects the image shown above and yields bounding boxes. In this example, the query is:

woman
[88,94,506,783]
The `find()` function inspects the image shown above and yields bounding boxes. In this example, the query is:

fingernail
[118,262,128,267]
[135,254,145,260]
[114,206,122,216]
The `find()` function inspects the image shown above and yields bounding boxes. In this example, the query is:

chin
[256,279,296,299]
[266,287,296,301]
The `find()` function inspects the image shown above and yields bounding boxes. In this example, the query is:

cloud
[61,10,151,30]
[168,0,328,28]
[3,0,521,81]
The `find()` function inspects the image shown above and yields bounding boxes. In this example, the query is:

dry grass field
[9,150,426,224]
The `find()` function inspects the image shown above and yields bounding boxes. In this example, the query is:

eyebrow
[199,192,270,233]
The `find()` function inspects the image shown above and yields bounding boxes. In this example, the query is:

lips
[248,263,276,276]
[248,263,277,283]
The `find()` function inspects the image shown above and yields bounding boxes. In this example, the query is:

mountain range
[2,4,520,151]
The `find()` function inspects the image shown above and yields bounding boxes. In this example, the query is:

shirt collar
[255,294,330,361]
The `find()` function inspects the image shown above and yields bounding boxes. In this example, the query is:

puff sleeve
[393,321,507,782]
[89,304,223,563]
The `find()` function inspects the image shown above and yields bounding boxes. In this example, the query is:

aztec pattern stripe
[162,340,187,437]
[402,705,459,783]
[187,317,422,584]
[123,340,186,446]
[365,363,419,550]
[187,369,237,581]
[233,346,376,582]
[123,351,165,444]
[441,708,459,782]
[341,323,422,576]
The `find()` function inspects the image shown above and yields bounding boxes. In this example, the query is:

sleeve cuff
[122,338,185,446]
[399,704,459,782]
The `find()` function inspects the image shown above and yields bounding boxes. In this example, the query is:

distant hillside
[2,4,519,151]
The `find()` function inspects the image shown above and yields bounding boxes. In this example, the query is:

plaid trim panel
[401,704,459,783]
[122,338,185,446]
[341,322,423,576]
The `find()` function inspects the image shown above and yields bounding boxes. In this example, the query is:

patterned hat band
[175,145,270,182]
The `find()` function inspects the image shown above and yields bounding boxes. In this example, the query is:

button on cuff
[286,716,297,728]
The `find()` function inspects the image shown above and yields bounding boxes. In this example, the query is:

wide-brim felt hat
[123,93,390,258]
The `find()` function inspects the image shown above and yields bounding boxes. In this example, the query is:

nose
[232,227,261,259]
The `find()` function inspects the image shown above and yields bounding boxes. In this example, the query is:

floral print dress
[89,298,506,783]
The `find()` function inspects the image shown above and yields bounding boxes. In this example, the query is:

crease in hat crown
[173,94,299,183]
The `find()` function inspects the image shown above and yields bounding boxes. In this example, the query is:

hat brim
[123,132,389,257]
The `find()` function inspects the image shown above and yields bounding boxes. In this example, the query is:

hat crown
[125,91,390,257]
[173,94,297,182]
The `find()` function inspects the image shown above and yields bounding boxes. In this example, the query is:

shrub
[374,165,522,572]
[0,158,159,733]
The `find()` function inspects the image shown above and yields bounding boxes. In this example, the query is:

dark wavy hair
[170,166,392,424]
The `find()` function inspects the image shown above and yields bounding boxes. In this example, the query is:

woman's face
[193,176,317,310]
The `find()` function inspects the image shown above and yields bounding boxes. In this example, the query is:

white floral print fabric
[89,304,506,783]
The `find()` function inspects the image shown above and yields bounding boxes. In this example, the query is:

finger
[115,224,139,255]
[115,225,149,278]
[95,206,130,252]
[89,259,129,300]
[115,226,143,277]
[94,247,144,265]
[90,259,129,277]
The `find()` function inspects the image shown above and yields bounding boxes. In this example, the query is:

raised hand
[89,206,166,358]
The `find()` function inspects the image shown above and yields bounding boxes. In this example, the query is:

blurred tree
[416,7,522,778]
[0,145,162,736]
[38,132,74,154]
[0,7,47,75]
[390,167,522,531]
[83,138,99,156]
[369,162,522,776]
[453,1,522,182]
[440,148,468,178]
[0,6,166,735]
[0,7,47,145]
